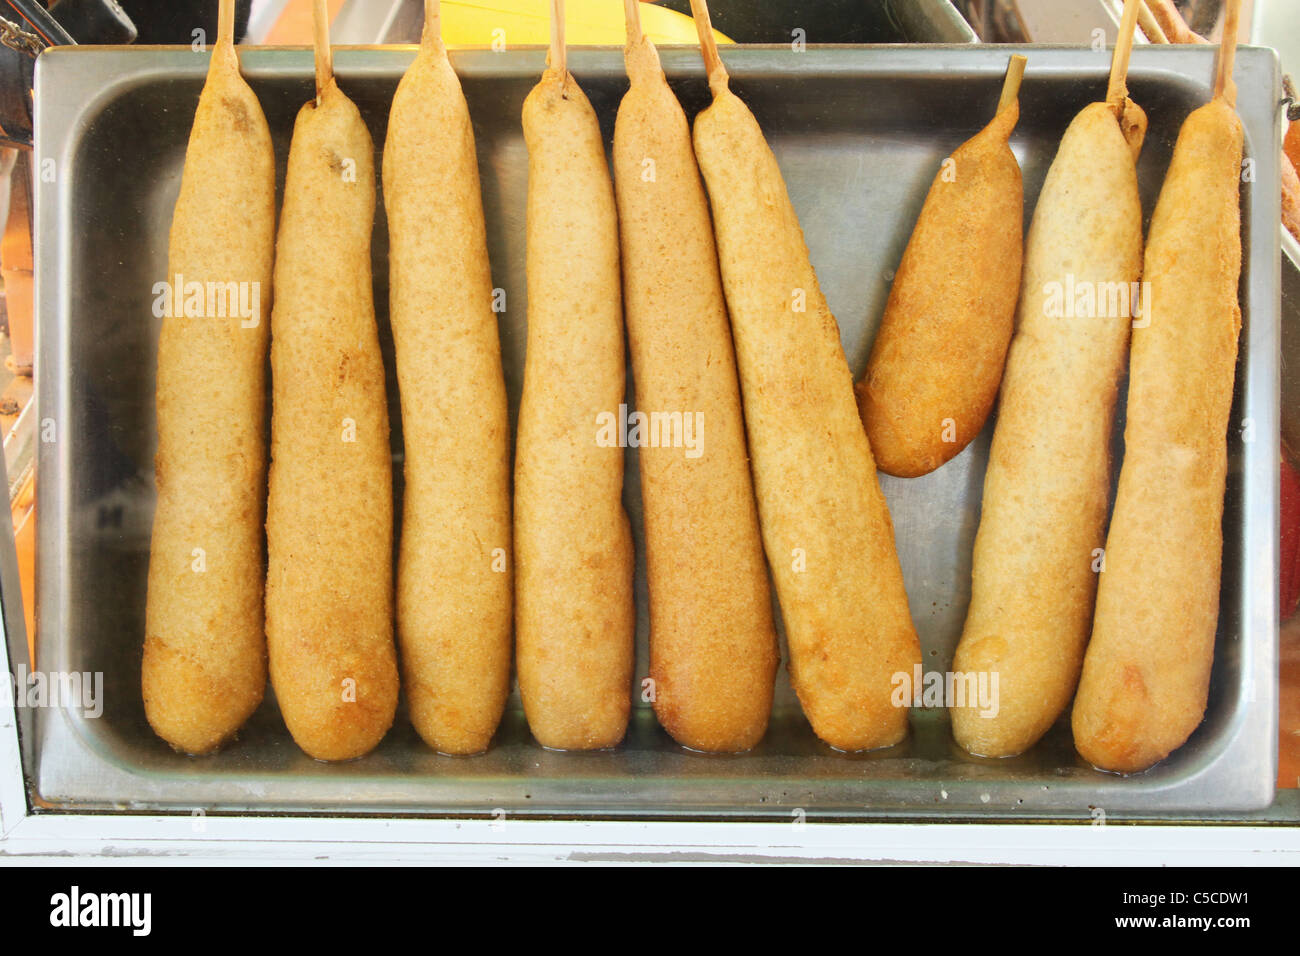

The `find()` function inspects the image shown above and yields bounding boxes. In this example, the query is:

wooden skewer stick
[424,0,440,45]
[1137,0,1169,44]
[1214,0,1241,107]
[313,0,333,104]
[1106,0,1142,113]
[624,0,642,45]
[998,53,1028,114]
[1145,0,1208,44]
[549,0,566,78]
[688,0,727,94]
[218,0,234,47]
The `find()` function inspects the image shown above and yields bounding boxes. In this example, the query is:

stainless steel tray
[31,44,1280,817]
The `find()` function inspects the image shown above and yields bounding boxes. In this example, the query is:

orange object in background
[12,474,33,665]
[2,149,34,664]
[1284,100,1300,240]
[2,153,33,374]
[263,0,345,44]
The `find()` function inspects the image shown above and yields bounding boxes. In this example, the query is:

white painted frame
[3,669,1299,863]
[2,506,1298,864]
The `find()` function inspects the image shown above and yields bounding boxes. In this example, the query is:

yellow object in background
[437,0,731,47]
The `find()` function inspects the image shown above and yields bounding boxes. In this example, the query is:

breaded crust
[1073,99,1243,774]
[266,79,399,761]
[857,102,1023,478]
[694,87,922,752]
[613,36,778,753]
[951,100,1147,757]
[515,69,635,750]
[383,36,512,756]
[143,39,274,755]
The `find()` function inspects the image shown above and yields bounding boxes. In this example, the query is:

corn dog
[950,0,1147,757]
[689,0,921,751]
[1073,3,1245,773]
[613,0,777,753]
[143,1,273,755]
[856,55,1026,478]
[514,1,634,750]
[1149,9,1297,244]
[265,4,398,761]
[382,1,512,756]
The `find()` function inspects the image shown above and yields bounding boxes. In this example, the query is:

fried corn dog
[689,0,921,751]
[515,3,635,750]
[383,1,512,756]
[857,56,1026,478]
[1073,4,1245,773]
[613,0,777,753]
[950,0,1148,757]
[143,1,273,755]
[265,5,398,761]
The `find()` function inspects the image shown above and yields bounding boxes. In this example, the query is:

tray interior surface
[31,45,1279,816]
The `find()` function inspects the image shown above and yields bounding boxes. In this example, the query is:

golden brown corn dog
[1073,9,1245,774]
[613,3,778,753]
[950,0,1147,757]
[383,3,512,756]
[265,12,398,761]
[857,56,1026,478]
[515,8,635,750]
[143,3,273,755]
[689,0,921,751]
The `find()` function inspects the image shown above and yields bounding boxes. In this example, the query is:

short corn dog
[857,55,1026,478]
[689,0,921,751]
[1073,4,1245,774]
[613,0,777,753]
[383,1,512,756]
[950,0,1148,757]
[514,3,635,750]
[143,1,273,755]
[265,6,398,761]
